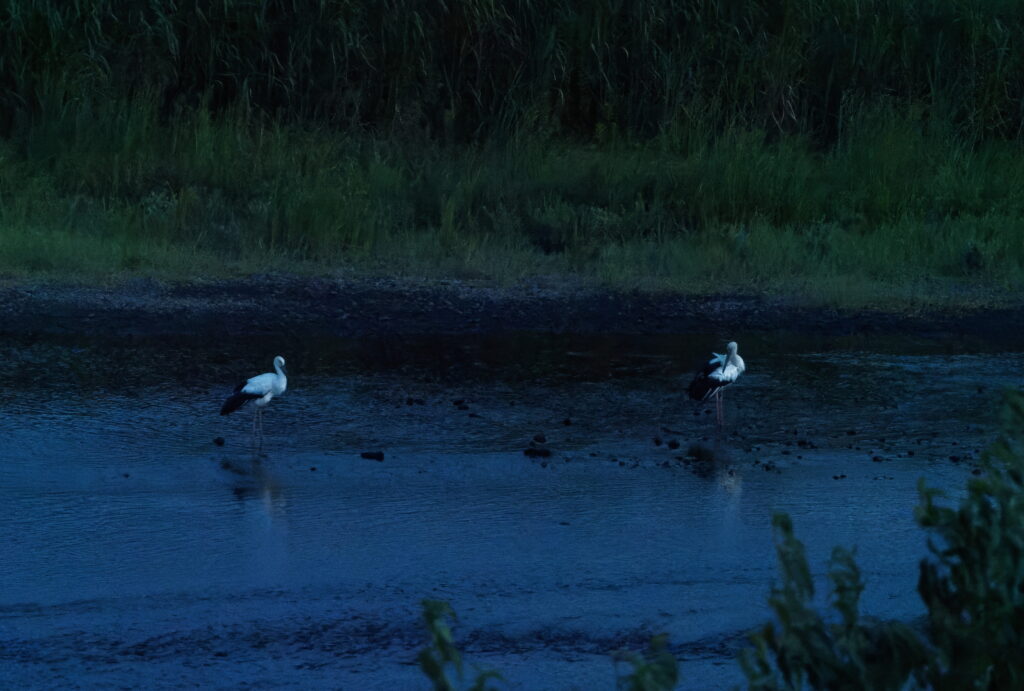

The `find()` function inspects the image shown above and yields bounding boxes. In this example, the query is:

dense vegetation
[416,390,1024,689]
[2,1,1024,305]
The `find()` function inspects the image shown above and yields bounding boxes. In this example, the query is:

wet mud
[1,325,1020,689]
[3,277,1024,346]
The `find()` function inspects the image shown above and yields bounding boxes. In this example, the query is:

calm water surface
[0,331,1018,689]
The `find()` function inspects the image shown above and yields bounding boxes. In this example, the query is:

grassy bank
[3,100,1023,308]
[2,1,1024,308]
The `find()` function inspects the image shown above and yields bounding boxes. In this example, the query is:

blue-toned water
[0,332,1017,689]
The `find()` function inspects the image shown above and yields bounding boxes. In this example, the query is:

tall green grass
[2,1,1024,306]
[4,0,1024,140]
[2,95,1023,305]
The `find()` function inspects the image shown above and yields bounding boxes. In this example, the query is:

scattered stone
[872,455,884,462]
[361,451,385,461]
[950,455,961,463]
[457,404,469,411]
[468,412,481,418]
[972,468,983,475]
[534,433,547,444]
[524,447,551,458]
[653,437,663,446]
[452,399,465,406]
[310,467,317,471]
[213,437,225,446]
[685,444,715,463]
[781,450,790,455]
[667,439,680,450]
[123,473,130,478]
[562,418,572,426]
[847,430,856,435]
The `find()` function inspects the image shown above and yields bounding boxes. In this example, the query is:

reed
[4,0,1024,140]
[2,1,1024,306]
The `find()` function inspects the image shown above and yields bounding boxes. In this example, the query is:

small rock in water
[213,437,225,446]
[534,433,547,444]
[452,399,465,406]
[562,418,573,426]
[667,439,680,450]
[972,468,983,475]
[457,404,470,411]
[653,437,663,446]
[310,467,317,472]
[872,455,884,463]
[686,443,715,463]
[524,447,551,458]
[361,451,385,462]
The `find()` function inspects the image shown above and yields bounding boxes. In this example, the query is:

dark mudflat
[2,276,1023,344]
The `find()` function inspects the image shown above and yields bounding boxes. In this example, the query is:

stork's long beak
[281,365,288,376]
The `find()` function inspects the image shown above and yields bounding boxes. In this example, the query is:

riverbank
[3,276,1023,347]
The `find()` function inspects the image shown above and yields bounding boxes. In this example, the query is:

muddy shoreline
[2,276,1023,344]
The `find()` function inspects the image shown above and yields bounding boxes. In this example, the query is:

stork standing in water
[221,356,288,452]
[688,342,745,426]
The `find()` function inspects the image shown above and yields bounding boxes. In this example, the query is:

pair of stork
[221,343,745,448]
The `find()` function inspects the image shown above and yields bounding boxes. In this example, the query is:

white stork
[687,342,745,426]
[221,356,288,451]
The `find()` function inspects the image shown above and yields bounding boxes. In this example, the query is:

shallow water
[1,330,1019,689]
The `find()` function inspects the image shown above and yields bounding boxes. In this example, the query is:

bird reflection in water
[230,463,288,519]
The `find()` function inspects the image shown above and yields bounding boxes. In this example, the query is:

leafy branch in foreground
[741,389,1024,690]
[418,599,502,691]
[739,514,926,689]
[915,390,1024,690]
[418,599,678,691]
[613,632,679,691]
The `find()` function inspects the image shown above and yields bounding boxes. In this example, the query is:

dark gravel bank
[2,276,1023,344]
